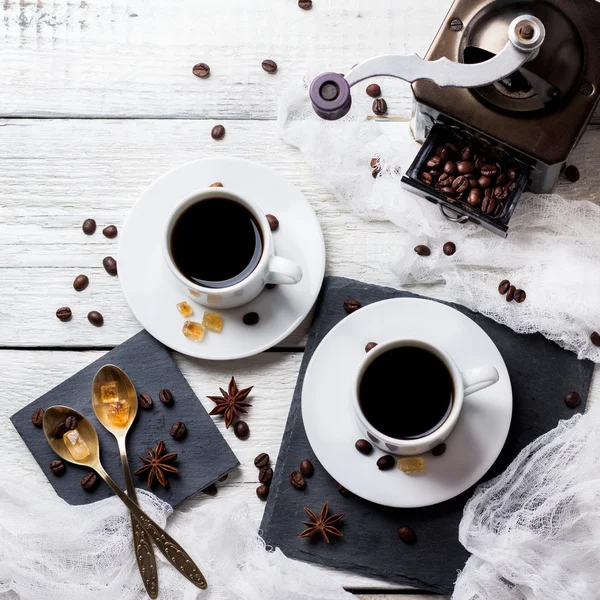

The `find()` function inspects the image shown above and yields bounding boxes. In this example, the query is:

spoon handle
[96,465,208,590]
[118,440,159,599]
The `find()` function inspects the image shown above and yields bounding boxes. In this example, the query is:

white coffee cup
[163,188,303,309]
[352,339,499,456]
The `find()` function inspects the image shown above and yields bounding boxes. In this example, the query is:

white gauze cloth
[278,70,600,362]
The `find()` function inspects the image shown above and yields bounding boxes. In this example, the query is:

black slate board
[11,330,239,507]
[260,276,592,595]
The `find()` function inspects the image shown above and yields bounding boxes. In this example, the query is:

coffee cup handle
[266,256,303,285]
[462,366,499,397]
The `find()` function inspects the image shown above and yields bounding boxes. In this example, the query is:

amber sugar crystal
[182,320,205,341]
[177,301,194,318]
[398,457,425,474]
[107,400,130,426]
[203,311,223,333]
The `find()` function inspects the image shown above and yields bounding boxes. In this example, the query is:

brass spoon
[91,365,158,599]
[43,406,207,591]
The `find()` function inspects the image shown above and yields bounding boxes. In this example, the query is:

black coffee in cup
[170,198,263,288]
[359,346,453,439]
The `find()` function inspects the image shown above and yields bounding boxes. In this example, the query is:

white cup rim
[353,338,465,450]
[162,188,272,294]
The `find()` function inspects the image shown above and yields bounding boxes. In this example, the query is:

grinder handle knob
[309,72,352,121]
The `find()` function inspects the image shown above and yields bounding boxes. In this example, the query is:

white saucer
[119,158,325,360]
[301,298,512,508]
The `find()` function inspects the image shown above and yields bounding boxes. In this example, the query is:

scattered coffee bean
[591,332,600,347]
[514,289,526,303]
[443,242,456,256]
[426,156,442,169]
[372,98,387,116]
[81,471,99,491]
[355,439,373,455]
[478,175,492,189]
[56,307,72,322]
[261,59,278,73]
[565,165,580,182]
[255,453,270,469]
[243,312,260,325]
[50,459,66,475]
[498,279,510,295]
[266,283,277,290]
[370,157,380,169]
[219,474,229,482]
[209,181,223,187]
[102,225,118,239]
[289,470,306,489]
[32,407,45,428]
[443,161,457,175]
[65,415,78,430]
[366,83,381,98]
[266,214,279,231]
[54,422,69,438]
[432,443,446,456]
[480,164,499,177]
[203,484,218,496]
[468,188,482,207]
[377,455,395,470]
[258,466,273,485]
[87,311,104,327]
[192,62,210,78]
[494,186,509,201]
[138,392,153,409]
[481,191,496,214]
[211,124,226,140]
[300,459,314,477]
[256,484,270,500]
[103,256,118,276]
[372,165,382,179]
[420,172,433,185]
[337,483,351,497]
[343,298,361,313]
[564,391,581,409]
[170,421,187,440]
[506,285,516,302]
[73,274,89,292]
[234,420,250,439]
[451,175,469,194]
[414,245,431,256]
[365,342,378,353]
[82,218,96,235]
[457,161,474,175]
[159,389,174,406]
[398,525,417,544]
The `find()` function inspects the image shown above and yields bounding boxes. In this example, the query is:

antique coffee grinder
[309,0,600,236]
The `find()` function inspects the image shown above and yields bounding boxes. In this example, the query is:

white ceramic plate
[302,298,512,508]
[119,157,325,360]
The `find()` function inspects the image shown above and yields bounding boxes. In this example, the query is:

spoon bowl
[91,364,138,434]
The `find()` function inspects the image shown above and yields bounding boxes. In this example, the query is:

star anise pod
[134,440,178,488]
[298,501,344,544]
[207,376,253,428]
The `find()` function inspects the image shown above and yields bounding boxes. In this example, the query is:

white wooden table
[2,1,599,597]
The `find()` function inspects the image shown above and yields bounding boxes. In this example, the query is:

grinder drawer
[401,124,531,237]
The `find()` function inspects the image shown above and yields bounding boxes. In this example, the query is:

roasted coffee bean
[514,289,526,303]
[81,471,99,491]
[372,166,381,179]
[209,181,223,187]
[443,242,456,256]
[426,156,441,169]
[370,157,380,169]
[65,415,78,430]
[377,455,395,471]
[355,439,373,455]
[432,443,446,456]
[480,164,499,177]
[468,188,482,207]
[254,453,270,469]
[466,175,478,188]
[343,298,361,313]
[170,421,187,440]
[203,484,218,496]
[434,145,444,157]
[243,312,260,325]
[481,191,496,214]
[461,146,474,161]
[438,173,454,186]
[261,59,278,73]
[234,420,250,439]
[398,525,417,544]
[439,147,451,162]
[298,0,312,9]
[219,474,229,482]
[443,161,457,175]
[429,170,441,181]
[211,124,226,140]
[565,165,580,182]
[56,306,72,322]
[32,407,45,427]
[192,62,210,78]
[451,175,469,194]
[159,389,174,406]
[440,186,454,195]
[289,470,306,489]
[420,172,433,185]
[73,274,89,292]
[365,342,378,352]
[102,225,118,239]
[87,311,104,327]
[372,98,387,116]
[300,459,314,477]
[54,422,68,438]
[475,156,487,170]
[103,256,118,276]
[414,245,431,256]
[457,161,474,175]
[266,214,279,231]
[259,466,274,485]
[493,186,509,201]
[498,279,511,295]
[591,332,600,347]
[337,483,351,497]
[564,391,581,409]
[508,167,518,181]
[256,484,270,500]
[138,392,153,409]
[478,176,492,189]
[82,218,97,235]
[496,173,508,186]
[366,83,381,98]
[50,459,66,475]
[506,285,516,302]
